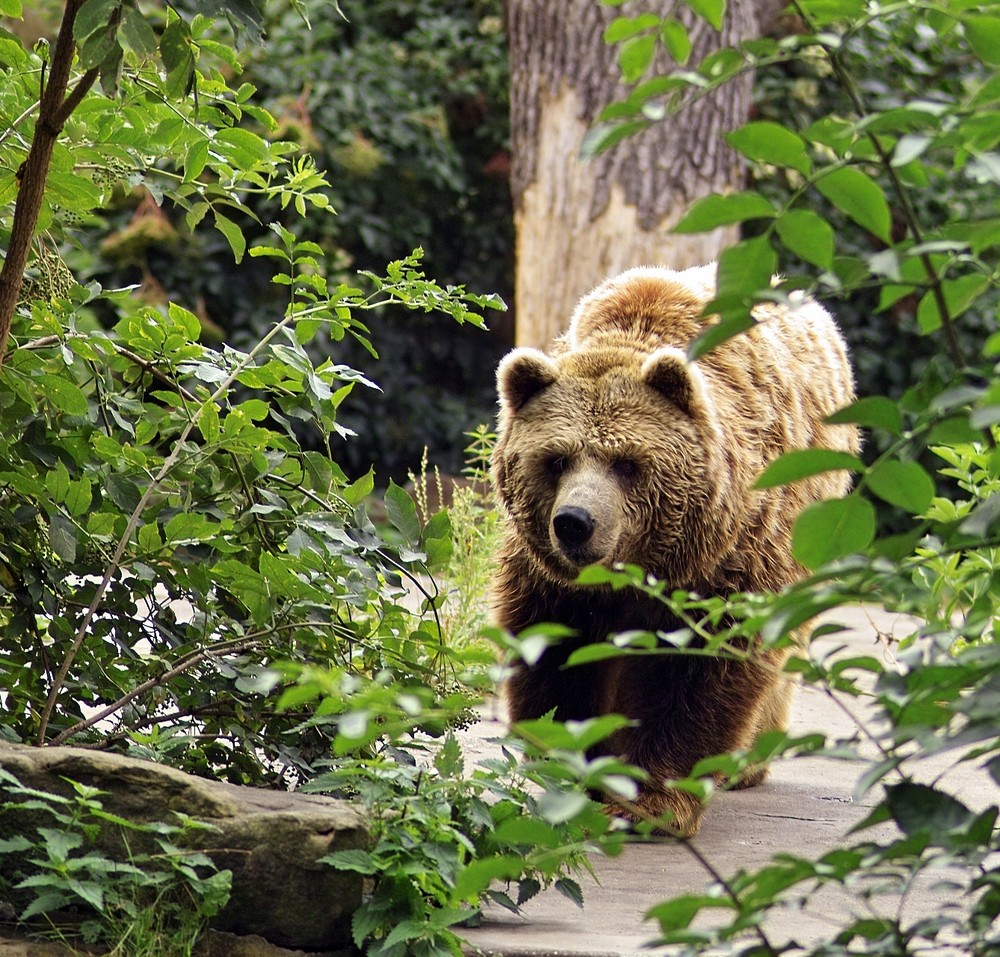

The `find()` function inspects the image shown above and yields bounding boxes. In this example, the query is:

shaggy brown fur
[491,265,859,834]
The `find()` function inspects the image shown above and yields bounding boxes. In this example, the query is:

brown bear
[491,264,859,834]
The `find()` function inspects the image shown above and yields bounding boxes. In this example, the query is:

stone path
[458,605,998,956]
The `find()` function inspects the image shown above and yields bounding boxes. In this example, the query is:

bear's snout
[547,461,623,567]
[553,505,595,548]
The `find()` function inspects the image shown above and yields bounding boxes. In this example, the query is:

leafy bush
[0,2,602,950]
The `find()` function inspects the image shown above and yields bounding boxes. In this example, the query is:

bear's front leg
[504,647,609,724]
[604,654,786,834]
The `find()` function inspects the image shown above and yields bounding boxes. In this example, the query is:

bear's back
[565,264,858,461]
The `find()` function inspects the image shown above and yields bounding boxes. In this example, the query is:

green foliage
[579,1,1000,954]
[0,768,230,956]
[307,730,622,957]
[408,425,502,653]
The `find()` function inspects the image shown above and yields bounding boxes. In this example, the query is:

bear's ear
[497,348,560,412]
[641,347,708,417]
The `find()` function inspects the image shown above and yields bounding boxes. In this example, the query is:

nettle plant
[558,0,1000,953]
[0,768,231,957]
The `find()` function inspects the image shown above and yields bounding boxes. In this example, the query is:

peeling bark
[506,0,762,347]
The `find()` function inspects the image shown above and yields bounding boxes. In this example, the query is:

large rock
[0,742,366,951]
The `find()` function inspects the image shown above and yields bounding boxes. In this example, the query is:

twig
[48,637,264,746]
[47,618,340,745]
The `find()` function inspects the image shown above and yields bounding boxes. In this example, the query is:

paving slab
[458,605,998,956]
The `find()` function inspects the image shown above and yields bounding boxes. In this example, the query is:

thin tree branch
[55,67,100,127]
[0,0,87,366]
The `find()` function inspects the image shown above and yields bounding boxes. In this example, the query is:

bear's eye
[612,458,639,481]
[546,455,568,477]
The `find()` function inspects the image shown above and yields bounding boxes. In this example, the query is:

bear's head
[492,343,740,587]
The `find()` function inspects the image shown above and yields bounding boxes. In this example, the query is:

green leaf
[65,478,94,518]
[46,461,71,502]
[715,236,776,301]
[160,19,194,98]
[826,395,903,435]
[20,891,72,922]
[796,0,865,25]
[164,513,214,544]
[661,20,691,64]
[197,402,221,445]
[775,209,835,269]
[383,920,429,949]
[342,469,374,506]
[351,906,381,949]
[792,494,875,568]
[684,0,725,30]
[184,140,210,184]
[453,855,525,901]
[0,835,31,852]
[673,192,776,233]
[168,301,201,339]
[815,167,892,243]
[0,36,27,70]
[689,312,754,360]
[865,459,934,514]
[580,120,650,159]
[754,449,864,489]
[213,212,247,264]
[492,816,563,848]
[916,275,989,334]
[648,893,728,933]
[319,849,375,874]
[73,0,119,43]
[892,134,932,167]
[46,170,102,211]
[604,13,661,43]
[433,733,463,777]
[422,508,453,570]
[105,474,142,513]
[214,127,271,167]
[537,789,589,824]
[727,122,812,175]
[49,512,78,562]
[118,6,157,56]
[0,0,23,16]
[555,877,585,908]
[567,643,631,666]
[38,374,89,414]
[78,23,118,70]
[618,32,657,83]
[385,481,420,546]
[690,238,776,358]
[965,16,1000,66]
[886,782,972,836]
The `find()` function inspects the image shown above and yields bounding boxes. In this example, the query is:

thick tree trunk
[506,0,763,347]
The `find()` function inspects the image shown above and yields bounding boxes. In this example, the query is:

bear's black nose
[553,505,595,548]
